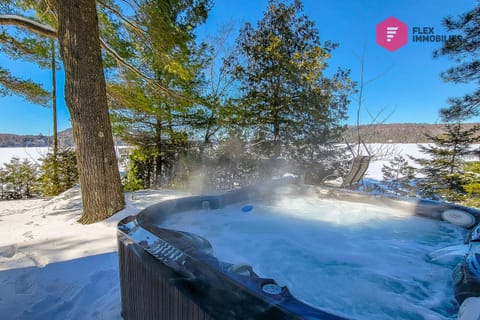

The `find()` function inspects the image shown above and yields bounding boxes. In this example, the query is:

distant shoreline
[0,123,479,146]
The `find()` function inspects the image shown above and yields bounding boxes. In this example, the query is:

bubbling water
[159,196,466,320]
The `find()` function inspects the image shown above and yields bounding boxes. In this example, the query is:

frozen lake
[0,146,130,171]
[0,144,478,181]
[0,147,51,166]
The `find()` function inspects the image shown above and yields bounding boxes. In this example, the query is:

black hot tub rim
[118,179,480,319]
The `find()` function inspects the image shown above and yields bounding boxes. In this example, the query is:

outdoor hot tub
[117,179,480,320]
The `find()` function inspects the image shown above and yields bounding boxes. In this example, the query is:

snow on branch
[0,15,56,38]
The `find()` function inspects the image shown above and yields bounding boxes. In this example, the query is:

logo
[412,27,462,43]
[376,17,408,52]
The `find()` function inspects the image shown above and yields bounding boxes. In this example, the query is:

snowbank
[0,187,188,319]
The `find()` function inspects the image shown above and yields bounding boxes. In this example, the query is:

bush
[381,155,416,196]
[0,157,38,199]
[38,149,78,196]
[122,152,144,193]
[463,161,480,208]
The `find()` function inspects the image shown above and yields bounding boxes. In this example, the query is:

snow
[364,143,424,180]
[0,146,131,168]
[2,144,478,180]
[0,187,189,320]
[364,143,480,181]
[0,147,51,167]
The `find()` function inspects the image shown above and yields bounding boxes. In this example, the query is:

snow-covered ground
[0,187,189,319]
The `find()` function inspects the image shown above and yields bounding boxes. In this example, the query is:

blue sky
[0,0,478,135]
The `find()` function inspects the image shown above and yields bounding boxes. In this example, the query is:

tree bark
[154,117,163,188]
[51,39,59,193]
[57,0,124,223]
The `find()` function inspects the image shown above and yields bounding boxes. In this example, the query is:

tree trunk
[51,38,58,156]
[51,38,59,193]
[57,0,125,223]
[154,117,163,188]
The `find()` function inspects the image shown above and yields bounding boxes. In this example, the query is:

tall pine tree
[418,3,480,204]
[413,122,479,201]
[434,3,480,121]
[229,0,354,167]
[0,1,126,222]
[108,0,210,188]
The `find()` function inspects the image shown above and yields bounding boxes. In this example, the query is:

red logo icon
[376,17,408,52]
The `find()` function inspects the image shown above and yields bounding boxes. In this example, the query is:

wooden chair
[322,155,372,188]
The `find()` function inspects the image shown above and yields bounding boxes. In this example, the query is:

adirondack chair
[322,155,372,188]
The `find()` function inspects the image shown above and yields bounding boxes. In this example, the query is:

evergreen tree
[229,0,354,167]
[108,0,210,188]
[0,67,49,105]
[3,157,37,199]
[425,3,480,205]
[0,1,126,222]
[463,161,480,208]
[38,149,78,196]
[0,20,50,105]
[19,159,37,197]
[381,155,416,195]
[434,3,480,121]
[413,122,480,201]
[123,151,145,195]
[4,157,24,199]
[0,167,6,199]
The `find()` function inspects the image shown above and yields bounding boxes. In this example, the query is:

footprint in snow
[22,231,34,240]
[0,245,17,258]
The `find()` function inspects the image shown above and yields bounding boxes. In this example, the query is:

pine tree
[1,1,127,222]
[413,122,480,201]
[463,161,480,208]
[229,0,354,165]
[0,67,49,105]
[0,26,50,105]
[19,159,37,198]
[381,155,416,195]
[0,167,6,199]
[108,0,210,188]
[38,149,78,196]
[123,160,144,195]
[434,3,480,121]
[426,3,480,205]
[3,157,37,199]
